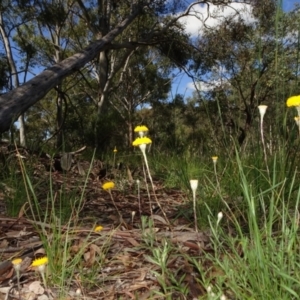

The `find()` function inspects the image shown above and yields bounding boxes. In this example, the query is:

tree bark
[0,11,26,145]
[0,5,142,133]
[54,21,64,150]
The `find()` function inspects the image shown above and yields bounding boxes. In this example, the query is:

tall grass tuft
[15,149,111,297]
[191,144,300,299]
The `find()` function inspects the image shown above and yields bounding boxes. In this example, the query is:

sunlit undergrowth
[3,3,300,298]
[2,123,299,299]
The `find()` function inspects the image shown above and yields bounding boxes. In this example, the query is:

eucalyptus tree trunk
[0,7,142,133]
[94,0,111,148]
[0,11,26,146]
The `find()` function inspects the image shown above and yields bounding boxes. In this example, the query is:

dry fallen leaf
[84,243,101,267]
[125,237,140,247]
[22,291,37,300]
[0,263,13,282]
[18,202,28,218]
[0,239,8,249]
[37,294,50,300]
[0,287,10,294]
[28,280,45,295]
[115,254,133,267]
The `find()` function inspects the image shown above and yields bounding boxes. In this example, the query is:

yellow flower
[31,257,48,267]
[113,147,117,153]
[286,95,300,107]
[102,181,115,190]
[12,258,22,266]
[134,125,149,132]
[212,156,218,163]
[94,225,103,232]
[31,257,48,288]
[12,258,22,272]
[132,137,152,146]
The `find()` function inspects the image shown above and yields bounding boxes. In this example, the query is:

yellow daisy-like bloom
[113,147,117,153]
[286,95,300,107]
[134,125,149,132]
[94,225,103,232]
[12,258,22,266]
[31,257,48,267]
[102,181,115,190]
[12,258,22,272]
[212,156,218,163]
[132,137,152,146]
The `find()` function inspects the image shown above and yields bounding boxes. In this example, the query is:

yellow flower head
[94,225,103,232]
[287,95,300,107]
[212,156,218,163]
[113,147,117,153]
[134,125,149,132]
[132,137,152,146]
[102,181,115,190]
[12,258,22,266]
[31,257,48,267]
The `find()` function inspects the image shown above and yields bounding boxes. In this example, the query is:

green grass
[3,124,300,299]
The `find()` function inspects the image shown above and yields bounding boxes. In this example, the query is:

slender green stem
[192,189,198,232]
[142,162,153,216]
[142,150,170,225]
[108,190,123,221]
[260,118,270,178]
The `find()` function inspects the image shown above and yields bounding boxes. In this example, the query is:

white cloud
[186,79,225,92]
[179,3,255,37]
[174,3,255,97]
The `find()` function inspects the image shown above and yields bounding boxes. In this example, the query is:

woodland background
[1,2,300,299]
[0,0,298,155]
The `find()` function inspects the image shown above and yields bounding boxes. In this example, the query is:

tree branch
[0,2,144,132]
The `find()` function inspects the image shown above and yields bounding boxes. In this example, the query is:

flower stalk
[258,105,270,177]
[295,116,300,136]
[212,156,221,194]
[12,258,22,292]
[102,182,123,221]
[113,146,117,169]
[136,179,142,217]
[132,128,170,225]
[140,143,169,225]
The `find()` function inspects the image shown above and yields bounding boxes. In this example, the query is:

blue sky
[171,0,300,100]
[283,0,299,11]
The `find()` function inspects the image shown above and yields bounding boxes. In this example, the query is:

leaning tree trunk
[0,5,142,133]
[0,11,26,146]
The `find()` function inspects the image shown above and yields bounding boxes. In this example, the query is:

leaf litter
[0,147,217,299]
